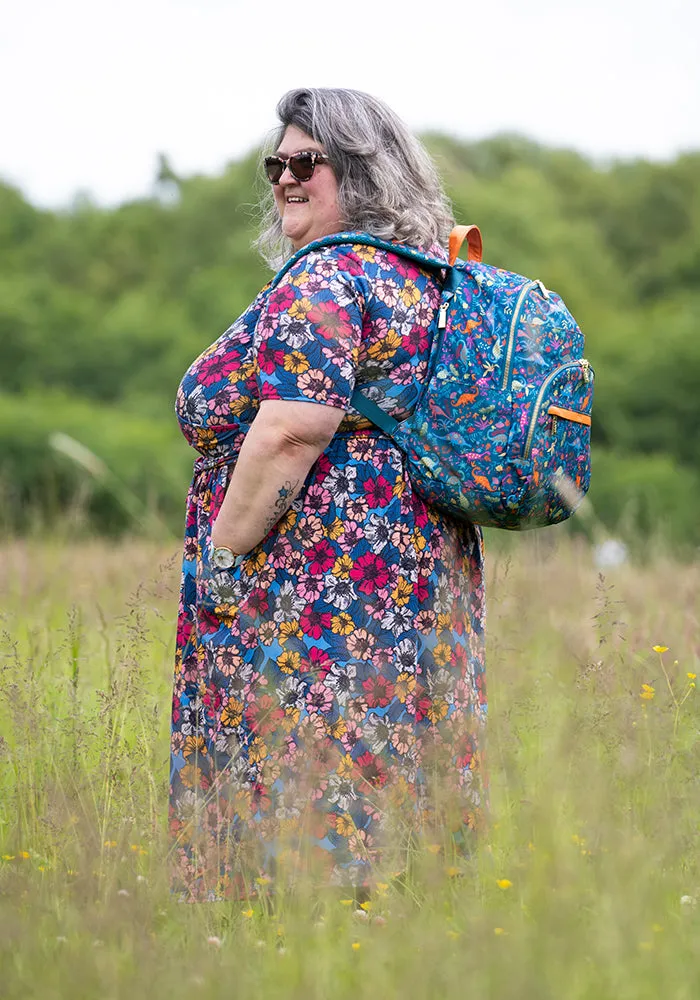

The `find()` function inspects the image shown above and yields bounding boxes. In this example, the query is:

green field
[1,537,698,999]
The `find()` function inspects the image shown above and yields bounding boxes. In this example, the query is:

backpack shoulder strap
[267,232,448,290]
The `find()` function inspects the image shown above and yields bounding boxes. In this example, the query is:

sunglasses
[264,151,330,184]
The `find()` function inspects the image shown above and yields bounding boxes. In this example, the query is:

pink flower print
[350,552,389,595]
[340,723,363,753]
[300,272,330,296]
[287,548,307,576]
[348,827,374,861]
[300,606,332,640]
[339,520,364,550]
[374,276,400,307]
[297,574,325,603]
[296,514,324,547]
[346,628,376,661]
[391,362,415,386]
[406,688,431,723]
[391,723,415,756]
[390,522,411,553]
[307,538,336,575]
[215,647,243,677]
[240,626,258,649]
[310,777,329,800]
[348,437,376,462]
[363,474,393,507]
[345,496,368,521]
[313,257,339,279]
[266,284,297,313]
[269,535,293,569]
[297,368,334,403]
[306,681,334,715]
[305,484,332,518]
[414,296,437,325]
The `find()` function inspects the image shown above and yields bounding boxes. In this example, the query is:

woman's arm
[210,399,345,554]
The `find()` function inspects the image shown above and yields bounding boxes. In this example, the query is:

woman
[170,88,486,901]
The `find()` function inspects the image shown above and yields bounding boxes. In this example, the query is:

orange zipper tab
[547,405,591,427]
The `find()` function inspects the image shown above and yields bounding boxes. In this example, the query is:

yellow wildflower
[640,683,655,700]
[351,941,361,951]
[242,908,254,918]
[104,840,117,849]
[496,878,513,889]
[19,851,30,860]
[652,645,669,653]
[688,673,697,680]
[494,927,507,935]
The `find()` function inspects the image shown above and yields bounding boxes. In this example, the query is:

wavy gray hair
[254,88,454,269]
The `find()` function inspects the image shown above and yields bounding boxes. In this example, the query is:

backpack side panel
[393,263,532,526]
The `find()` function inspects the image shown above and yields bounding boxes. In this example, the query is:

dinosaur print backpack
[269,226,594,530]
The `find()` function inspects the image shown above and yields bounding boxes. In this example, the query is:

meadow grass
[0,535,698,999]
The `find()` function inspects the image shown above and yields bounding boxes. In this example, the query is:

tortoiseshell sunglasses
[263,151,330,184]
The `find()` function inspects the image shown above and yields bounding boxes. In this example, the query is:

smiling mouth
[286,196,308,204]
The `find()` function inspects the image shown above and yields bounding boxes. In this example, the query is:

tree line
[1,135,698,551]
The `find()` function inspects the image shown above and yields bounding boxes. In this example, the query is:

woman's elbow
[255,401,345,461]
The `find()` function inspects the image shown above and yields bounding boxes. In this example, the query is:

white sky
[1,0,698,207]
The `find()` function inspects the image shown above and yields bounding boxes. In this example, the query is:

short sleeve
[254,249,367,409]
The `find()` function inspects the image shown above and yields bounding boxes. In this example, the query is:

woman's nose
[278,164,295,185]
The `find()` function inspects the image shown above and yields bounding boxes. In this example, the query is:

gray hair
[254,88,454,269]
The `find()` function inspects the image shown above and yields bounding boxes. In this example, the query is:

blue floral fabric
[170,243,486,900]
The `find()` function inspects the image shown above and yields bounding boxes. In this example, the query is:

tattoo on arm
[263,479,300,534]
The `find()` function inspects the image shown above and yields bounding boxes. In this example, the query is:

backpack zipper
[523,360,591,459]
[501,281,539,390]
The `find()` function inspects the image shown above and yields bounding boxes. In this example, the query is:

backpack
[269,226,594,530]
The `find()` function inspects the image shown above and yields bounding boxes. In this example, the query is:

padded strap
[349,388,399,437]
[269,232,448,290]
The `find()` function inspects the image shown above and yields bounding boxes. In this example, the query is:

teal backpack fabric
[269,230,594,530]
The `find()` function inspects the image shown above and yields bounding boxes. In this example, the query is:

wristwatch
[210,545,246,571]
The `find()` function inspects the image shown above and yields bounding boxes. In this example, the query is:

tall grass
[0,536,698,999]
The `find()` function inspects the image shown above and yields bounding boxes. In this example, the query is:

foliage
[0,136,698,548]
[1,540,699,998]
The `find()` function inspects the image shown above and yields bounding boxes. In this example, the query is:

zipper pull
[438,301,449,329]
[535,279,550,300]
[580,359,591,382]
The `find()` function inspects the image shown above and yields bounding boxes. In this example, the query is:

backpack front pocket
[523,360,594,524]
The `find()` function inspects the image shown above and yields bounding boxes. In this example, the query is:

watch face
[211,546,236,570]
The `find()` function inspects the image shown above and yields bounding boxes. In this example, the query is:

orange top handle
[448,224,483,266]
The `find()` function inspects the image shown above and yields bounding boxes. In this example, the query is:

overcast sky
[2,0,698,208]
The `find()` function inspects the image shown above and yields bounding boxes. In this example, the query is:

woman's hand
[210,399,345,556]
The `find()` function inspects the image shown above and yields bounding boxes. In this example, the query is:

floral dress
[170,242,486,900]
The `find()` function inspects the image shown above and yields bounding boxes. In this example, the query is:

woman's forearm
[210,400,344,555]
